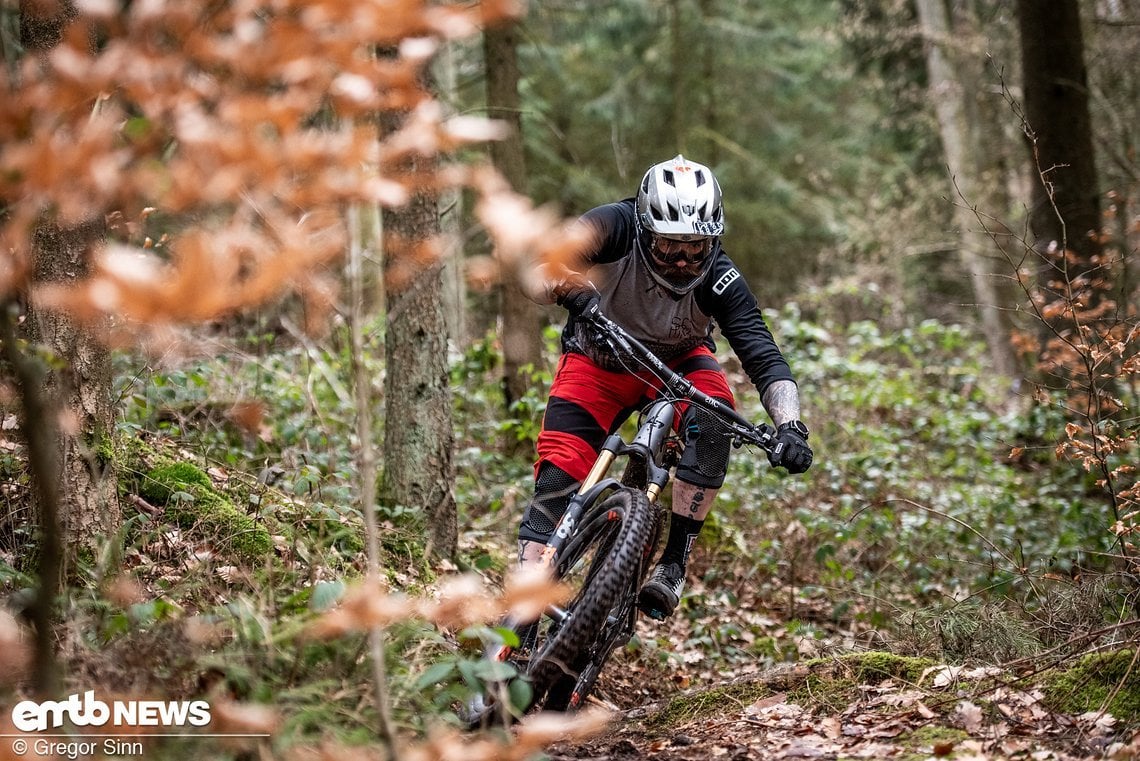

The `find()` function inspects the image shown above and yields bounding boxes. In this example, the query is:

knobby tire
[527,486,657,711]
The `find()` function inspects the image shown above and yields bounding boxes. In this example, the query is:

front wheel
[526,486,659,712]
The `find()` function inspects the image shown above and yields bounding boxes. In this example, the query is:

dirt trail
[544,657,1139,760]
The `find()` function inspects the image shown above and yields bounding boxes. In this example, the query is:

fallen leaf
[747,692,788,713]
[955,700,984,733]
[1078,710,1118,736]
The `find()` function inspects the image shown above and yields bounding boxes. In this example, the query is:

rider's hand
[767,421,813,474]
[555,281,601,317]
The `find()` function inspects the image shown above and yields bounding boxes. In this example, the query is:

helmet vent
[636,155,723,242]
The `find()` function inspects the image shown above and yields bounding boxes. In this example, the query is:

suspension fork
[539,400,676,568]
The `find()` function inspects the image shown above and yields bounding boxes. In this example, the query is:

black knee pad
[519,463,580,544]
[675,405,732,489]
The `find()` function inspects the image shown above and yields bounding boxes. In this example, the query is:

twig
[347,204,399,761]
[0,301,62,697]
[851,498,1038,599]
[128,493,161,517]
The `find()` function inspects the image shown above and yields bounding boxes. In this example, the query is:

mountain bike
[463,303,779,726]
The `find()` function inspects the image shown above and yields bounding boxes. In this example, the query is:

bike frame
[535,303,777,576]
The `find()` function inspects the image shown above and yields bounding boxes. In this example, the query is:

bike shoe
[637,561,686,620]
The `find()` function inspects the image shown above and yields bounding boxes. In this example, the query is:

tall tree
[380,157,458,561]
[914,0,1017,377]
[484,20,543,410]
[1086,2,1139,300]
[1015,0,1101,283]
[436,42,467,347]
[669,0,686,152]
[25,223,121,549]
[699,0,719,165]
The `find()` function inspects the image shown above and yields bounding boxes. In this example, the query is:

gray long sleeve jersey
[541,199,798,412]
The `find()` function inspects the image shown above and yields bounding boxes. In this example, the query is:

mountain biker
[519,154,813,621]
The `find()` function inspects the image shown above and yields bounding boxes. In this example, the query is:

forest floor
[528,571,1140,761]
[545,662,1140,760]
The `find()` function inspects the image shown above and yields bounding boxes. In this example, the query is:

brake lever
[753,423,777,452]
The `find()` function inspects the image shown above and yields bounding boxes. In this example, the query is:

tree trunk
[19,0,120,558]
[669,0,686,152]
[915,0,1017,378]
[28,223,121,550]
[484,21,543,411]
[380,178,458,562]
[8,0,118,698]
[700,0,718,165]
[1015,0,1101,276]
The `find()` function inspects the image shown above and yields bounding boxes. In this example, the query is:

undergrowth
[0,298,1134,754]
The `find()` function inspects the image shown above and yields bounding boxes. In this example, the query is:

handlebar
[578,305,778,454]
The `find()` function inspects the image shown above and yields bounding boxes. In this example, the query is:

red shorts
[536,346,735,482]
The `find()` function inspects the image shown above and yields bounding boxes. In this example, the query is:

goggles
[650,234,713,267]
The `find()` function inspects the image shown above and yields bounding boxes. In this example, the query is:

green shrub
[713,306,1113,609]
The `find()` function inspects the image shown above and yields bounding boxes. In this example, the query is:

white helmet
[635,155,723,295]
[636,155,724,239]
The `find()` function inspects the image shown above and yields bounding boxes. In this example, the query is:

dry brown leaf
[421,573,501,630]
[284,741,382,761]
[183,615,226,646]
[227,399,272,441]
[0,611,32,688]
[403,725,506,761]
[955,700,984,734]
[512,708,612,753]
[104,575,146,607]
[208,699,279,736]
[1079,710,1118,736]
[746,692,789,713]
[500,566,571,623]
[305,582,415,639]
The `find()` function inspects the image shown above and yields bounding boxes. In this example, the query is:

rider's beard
[655,260,704,285]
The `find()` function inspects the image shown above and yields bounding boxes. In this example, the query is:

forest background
[0,0,1137,759]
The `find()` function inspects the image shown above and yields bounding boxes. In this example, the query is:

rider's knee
[518,462,580,544]
[675,406,731,489]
